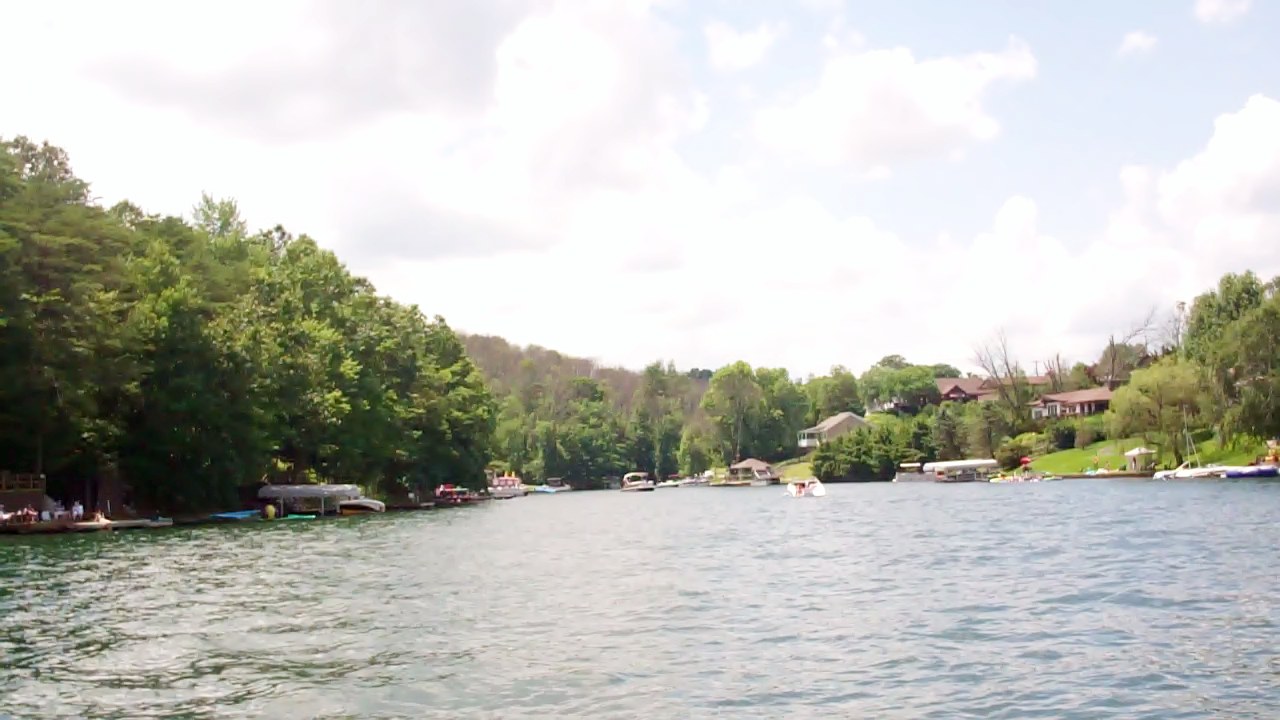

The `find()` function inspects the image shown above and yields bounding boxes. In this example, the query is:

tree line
[0,137,493,513]
[9,137,1268,505]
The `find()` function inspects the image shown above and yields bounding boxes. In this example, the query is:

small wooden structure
[1124,446,1157,472]
[726,458,780,485]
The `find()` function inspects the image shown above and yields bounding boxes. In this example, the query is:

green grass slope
[1032,436,1266,474]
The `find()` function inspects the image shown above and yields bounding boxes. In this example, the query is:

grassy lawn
[1030,438,1146,474]
[780,462,813,479]
[1032,436,1266,474]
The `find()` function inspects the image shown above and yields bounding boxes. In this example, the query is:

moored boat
[1154,461,1227,480]
[489,474,528,499]
[338,498,386,515]
[892,462,934,482]
[434,484,490,506]
[1224,465,1279,478]
[620,472,656,492]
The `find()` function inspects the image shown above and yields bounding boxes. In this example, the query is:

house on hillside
[798,411,869,450]
[980,374,1054,393]
[1031,387,1114,420]
[935,377,997,403]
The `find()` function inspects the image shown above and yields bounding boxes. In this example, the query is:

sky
[4,0,1279,378]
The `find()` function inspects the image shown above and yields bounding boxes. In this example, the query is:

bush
[1015,431,1049,456]
[1047,421,1076,450]
[1075,423,1095,448]
[1075,415,1106,448]
[996,438,1034,470]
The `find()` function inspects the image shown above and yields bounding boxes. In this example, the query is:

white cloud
[754,37,1037,169]
[704,21,780,72]
[1194,0,1252,23]
[1117,31,1158,56]
[2,3,1278,379]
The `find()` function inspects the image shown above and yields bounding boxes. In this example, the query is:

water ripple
[3,480,1280,717]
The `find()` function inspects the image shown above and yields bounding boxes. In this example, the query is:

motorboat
[1154,461,1226,480]
[786,478,826,497]
[620,472,656,492]
[434,484,490,506]
[338,498,386,515]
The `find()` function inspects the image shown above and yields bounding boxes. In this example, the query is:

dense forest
[4,138,1274,510]
[460,334,873,483]
[0,137,493,513]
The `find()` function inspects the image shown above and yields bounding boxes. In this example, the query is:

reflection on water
[3,480,1279,718]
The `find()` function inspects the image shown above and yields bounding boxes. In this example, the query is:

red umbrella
[1020,456,1031,465]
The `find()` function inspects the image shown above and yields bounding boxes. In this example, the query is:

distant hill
[458,333,710,413]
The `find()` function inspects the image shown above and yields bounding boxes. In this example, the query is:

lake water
[2,480,1279,719]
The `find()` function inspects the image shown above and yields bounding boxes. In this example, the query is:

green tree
[701,361,763,463]
[1107,357,1207,465]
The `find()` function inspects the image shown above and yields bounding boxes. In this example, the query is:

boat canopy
[922,459,999,472]
[258,484,362,500]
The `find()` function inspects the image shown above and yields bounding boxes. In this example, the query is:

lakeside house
[798,411,869,450]
[875,375,1058,412]
[726,458,780,485]
[935,377,996,403]
[1030,386,1114,420]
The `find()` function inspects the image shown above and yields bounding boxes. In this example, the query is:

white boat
[489,474,528,499]
[620,472,656,492]
[338,498,386,515]
[1154,461,1226,480]
[892,462,934,482]
[786,478,826,497]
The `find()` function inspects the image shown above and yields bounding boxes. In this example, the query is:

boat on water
[989,474,1060,483]
[922,459,999,483]
[209,508,316,522]
[786,478,826,497]
[489,474,528,499]
[1154,461,1227,480]
[620,472,656,492]
[435,484,490,506]
[892,462,935,482]
[338,498,386,515]
[1223,465,1279,478]
[109,517,175,530]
